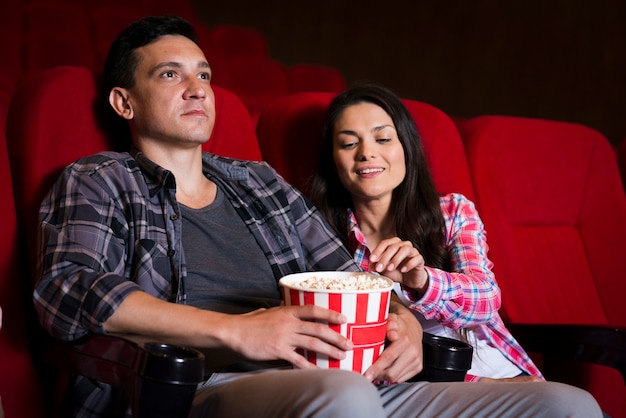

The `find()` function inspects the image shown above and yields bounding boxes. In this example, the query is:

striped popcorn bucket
[279,271,393,375]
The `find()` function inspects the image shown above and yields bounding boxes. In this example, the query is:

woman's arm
[411,194,500,328]
[369,194,500,329]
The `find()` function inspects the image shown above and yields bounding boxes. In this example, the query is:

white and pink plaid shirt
[348,193,543,381]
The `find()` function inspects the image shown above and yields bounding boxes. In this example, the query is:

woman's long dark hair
[310,84,449,270]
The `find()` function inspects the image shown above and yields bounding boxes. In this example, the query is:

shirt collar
[129,147,250,198]
[130,146,174,198]
[347,208,371,271]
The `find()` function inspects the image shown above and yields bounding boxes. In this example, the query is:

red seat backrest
[618,138,626,192]
[256,92,474,200]
[221,58,290,126]
[0,92,46,418]
[457,115,626,327]
[6,66,260,272]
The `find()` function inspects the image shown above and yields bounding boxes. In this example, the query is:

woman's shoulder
[439,193,479,216]
[440,192,475,206]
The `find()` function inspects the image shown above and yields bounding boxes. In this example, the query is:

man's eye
[199,72,211,80]
[162,71,175,78]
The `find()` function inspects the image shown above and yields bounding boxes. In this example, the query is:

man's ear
[109,87,133,120]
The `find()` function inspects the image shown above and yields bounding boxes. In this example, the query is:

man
[34,15,602,417]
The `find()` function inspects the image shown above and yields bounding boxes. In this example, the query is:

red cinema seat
[5,66,260,417]
[0,75,46,418]
[457,115,626,418]
[255,92,475,200]
[222,58,290,126]
[618,138,626,192]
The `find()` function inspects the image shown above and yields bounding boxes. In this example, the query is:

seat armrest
[37,332,205,418]
[507,323,626,383]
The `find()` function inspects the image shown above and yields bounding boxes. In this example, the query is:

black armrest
[36,332,205,418]
[507,323,626,383]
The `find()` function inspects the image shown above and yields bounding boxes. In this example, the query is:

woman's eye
[340,142,357,149]
[376,138,392,144]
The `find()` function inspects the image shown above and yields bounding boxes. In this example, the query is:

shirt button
[254,201,266,214]
[168,249,176,257]
[170,214,178,221]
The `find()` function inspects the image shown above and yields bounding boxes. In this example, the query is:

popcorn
[279,271,393,374]
[288,274,391,291]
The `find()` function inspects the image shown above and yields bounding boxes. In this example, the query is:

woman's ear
[109,87,133,120]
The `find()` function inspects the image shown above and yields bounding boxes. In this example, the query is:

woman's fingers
[371,239,416,271]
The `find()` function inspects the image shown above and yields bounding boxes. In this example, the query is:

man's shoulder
[70,151,133,168]
[65,151,138,180]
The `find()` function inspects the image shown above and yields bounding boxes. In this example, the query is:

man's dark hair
[103,15,199,93]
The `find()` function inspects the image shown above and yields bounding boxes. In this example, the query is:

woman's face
[332,102,406,206]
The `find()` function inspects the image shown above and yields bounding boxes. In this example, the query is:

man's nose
[183,78,207,100]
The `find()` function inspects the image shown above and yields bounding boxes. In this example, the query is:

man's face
[116,35,216,149]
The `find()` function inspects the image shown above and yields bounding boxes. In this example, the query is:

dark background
[191,0,625,147]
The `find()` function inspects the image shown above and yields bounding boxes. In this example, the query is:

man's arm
[37,159,353,369]
[104,290,355,370]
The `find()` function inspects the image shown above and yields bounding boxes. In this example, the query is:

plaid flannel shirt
[349,193,543,382]
[35,148,360,416]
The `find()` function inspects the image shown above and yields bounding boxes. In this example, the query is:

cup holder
[410,333,473,382]
[142,343,205,384]
[144,343,203,359]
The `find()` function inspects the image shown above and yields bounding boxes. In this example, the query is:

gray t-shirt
[181,186,279,314]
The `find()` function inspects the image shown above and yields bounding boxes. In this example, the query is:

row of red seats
[0,0,347,125]
[2,65,625,418]
[1,2,624,417]
[257,92,626,418]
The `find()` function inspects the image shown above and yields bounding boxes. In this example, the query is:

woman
[310,84,542,382]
